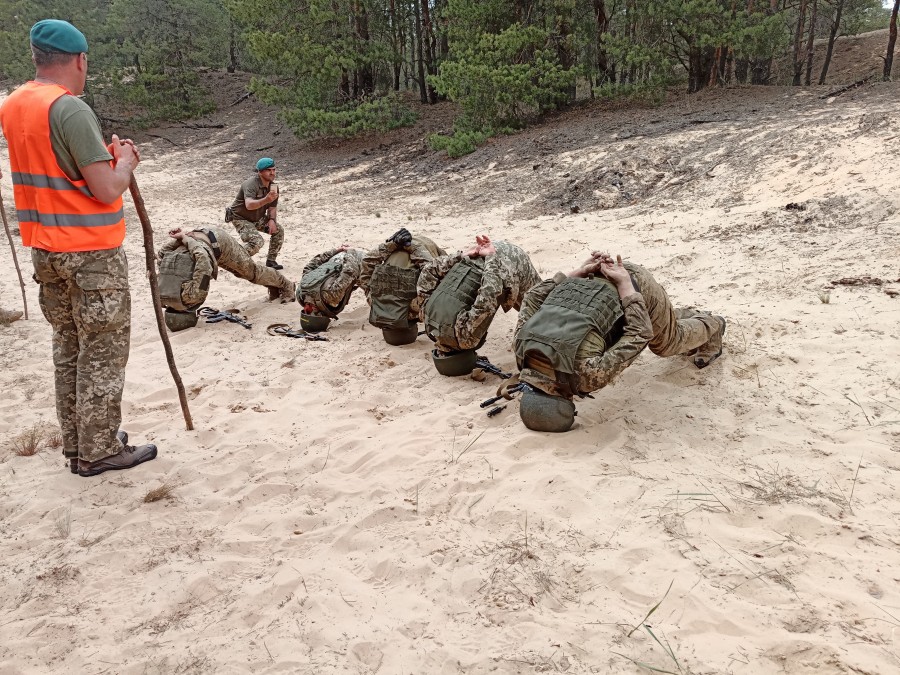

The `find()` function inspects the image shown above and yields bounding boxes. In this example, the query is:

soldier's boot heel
[694,316,726,369]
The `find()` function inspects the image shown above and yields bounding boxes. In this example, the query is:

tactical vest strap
[514,277,624,393]
[368,263,419,329]
[301,255,348,319]
[423,257,485,348]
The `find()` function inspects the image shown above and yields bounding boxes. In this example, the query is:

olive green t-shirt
[229,174,279,223]
[48,95,113,182]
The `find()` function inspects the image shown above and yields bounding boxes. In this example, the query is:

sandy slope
[1,80,899,674]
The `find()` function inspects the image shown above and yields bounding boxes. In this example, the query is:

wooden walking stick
[128,176,194,430]
[0,184,29,319]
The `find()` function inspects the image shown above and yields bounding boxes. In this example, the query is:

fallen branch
[229,91,252,107]
[820,76,871,100]
[0,183,28,319]
[147,134,179,147]
[128,177,194,430]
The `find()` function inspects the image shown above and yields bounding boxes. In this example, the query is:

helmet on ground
[301,312,331,333]
[432,348,477,377]
[382,325,418,345]
[519,386,576,432]
[164,308,199,332]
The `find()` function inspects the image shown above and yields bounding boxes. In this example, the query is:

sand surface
[1,80,900,674]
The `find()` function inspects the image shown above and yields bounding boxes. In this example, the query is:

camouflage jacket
[515,271,653,396]
[301,247,364,307]
[158,233,217,308]
[418,240,541,340]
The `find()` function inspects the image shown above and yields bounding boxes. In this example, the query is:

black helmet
[382,325,419,345]
[164,308,199,332]
[519,387,576,432]
[432,348,477,377]
[301,312,331,333]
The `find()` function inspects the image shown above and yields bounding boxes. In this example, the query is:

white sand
[1,84,899,673]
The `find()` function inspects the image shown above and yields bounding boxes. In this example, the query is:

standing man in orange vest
[0,20,158,477]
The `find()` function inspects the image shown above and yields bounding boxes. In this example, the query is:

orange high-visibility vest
[0,82,125,252]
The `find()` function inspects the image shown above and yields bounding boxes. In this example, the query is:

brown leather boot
[78,442,158,477]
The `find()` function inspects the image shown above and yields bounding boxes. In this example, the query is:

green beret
[256,157,275,171]
[30,19,88,54]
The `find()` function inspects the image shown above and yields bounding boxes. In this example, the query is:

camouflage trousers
[628,264,719,356]
[32,247,130,462]
[232,216,284,261]
[216,230,295,299]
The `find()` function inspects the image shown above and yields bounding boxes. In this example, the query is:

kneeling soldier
[297,243,364,332]
[226,157,284,269]
[158,226,296,331]
[514,252,725,432]
[359,228,445,345]
[418,234,540,376]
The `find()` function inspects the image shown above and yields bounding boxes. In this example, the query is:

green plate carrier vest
[368,262,420,329]
[423,257,485,346]
[158,244,216,312]
[301,255,350,319]
[514,276,625,396]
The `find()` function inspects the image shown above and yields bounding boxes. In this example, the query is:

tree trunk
[421,0,438,103]
[227,19,237,73]
[556,6,577,101]
[792,0,808,85]
[885,0,900,80]
[804,0,818,85]
[352,1,374,97]
[413,0,428,103]
[818,0,844,84]
[389,0,401,91]
[593,0,612,84]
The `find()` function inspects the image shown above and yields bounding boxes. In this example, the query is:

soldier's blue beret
[30,19,89,54]
[256,157,275,171]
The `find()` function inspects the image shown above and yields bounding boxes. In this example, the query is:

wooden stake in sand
[128,177,194,430]
[0,183,29,319]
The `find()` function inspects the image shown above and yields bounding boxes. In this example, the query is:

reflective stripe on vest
[514,277,624,395]
[423,256,485,345]
[0,82,125,252]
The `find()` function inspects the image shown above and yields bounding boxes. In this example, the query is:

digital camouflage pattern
[233,217,284,262]
[32,247,130,462]
[516,263,720,397]
[158,235,216,309]
[159,226,295,300]
[300,247,364,309]
[419,240,541,351]
[359,235,445,320]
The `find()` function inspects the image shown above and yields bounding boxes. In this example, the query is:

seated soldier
[158,226,296,331]
[418,234,541,376]
[514,252,725,432]
[297,243,365,332]
[359,227,445,345]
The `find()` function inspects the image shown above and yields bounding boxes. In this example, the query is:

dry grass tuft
[143,482,177,503]
[11,424,45,456]
[45,430,63,449]
[52,505,72,539]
